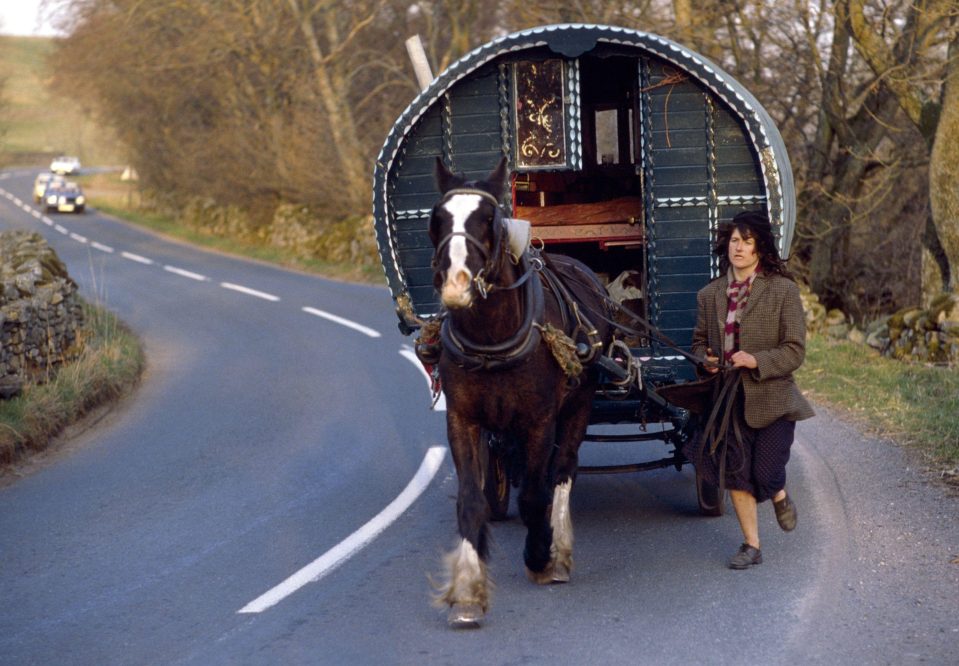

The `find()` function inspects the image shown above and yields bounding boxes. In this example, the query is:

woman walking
[689,210,814,569]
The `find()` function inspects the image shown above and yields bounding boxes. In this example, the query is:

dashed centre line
[221,282,280,302]
[121,251,154,265]
[164,265,209,282]
[2,183,386,341]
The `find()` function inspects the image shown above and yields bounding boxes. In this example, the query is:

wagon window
[595,109,618,164]
[594,107,634,166]
[513,59,567,169]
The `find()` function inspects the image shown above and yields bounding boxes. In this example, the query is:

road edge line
[237,445,447,614]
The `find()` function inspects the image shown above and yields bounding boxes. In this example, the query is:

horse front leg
[518,420,561,585]
[543,389,593,583]
[433,413,491,628]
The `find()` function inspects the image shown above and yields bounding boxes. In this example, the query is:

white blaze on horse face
[440,194,482,308]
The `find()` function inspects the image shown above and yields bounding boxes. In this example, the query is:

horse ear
[434,157,461,194]
[486,157,509,200]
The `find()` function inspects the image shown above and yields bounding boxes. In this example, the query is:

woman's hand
[730,351,758,369]
[703,348,720,374]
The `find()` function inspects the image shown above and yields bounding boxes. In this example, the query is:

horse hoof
[448,603,484,628]
[526,566,555,585]
[526,563,570,585]
[551,563,570,584]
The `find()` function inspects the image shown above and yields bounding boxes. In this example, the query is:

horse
[427,157,613,627]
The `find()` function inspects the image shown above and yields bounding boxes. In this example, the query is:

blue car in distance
[44,180,86,213]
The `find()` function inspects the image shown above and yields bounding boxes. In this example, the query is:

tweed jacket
[692,272,815,429]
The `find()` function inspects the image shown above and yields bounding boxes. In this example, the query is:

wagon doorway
[511,54,646,342]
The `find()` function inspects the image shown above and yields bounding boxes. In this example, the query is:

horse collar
[440,254,546,372]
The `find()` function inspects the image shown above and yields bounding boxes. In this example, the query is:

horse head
[429,157,511,309]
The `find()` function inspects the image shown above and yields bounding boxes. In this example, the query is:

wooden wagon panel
[374,25,794,360]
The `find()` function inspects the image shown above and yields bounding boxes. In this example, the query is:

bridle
[430,187,549,370]
[431,188,535,299]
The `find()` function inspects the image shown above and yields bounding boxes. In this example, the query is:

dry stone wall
[799,280,959,365]
[0,231,85,397]
[875,292,959,364]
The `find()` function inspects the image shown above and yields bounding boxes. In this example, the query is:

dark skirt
[683,391,796,503]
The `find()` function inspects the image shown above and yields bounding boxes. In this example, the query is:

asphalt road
[1,168,956,665]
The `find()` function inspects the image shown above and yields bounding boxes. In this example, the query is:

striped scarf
[723,268,758,363]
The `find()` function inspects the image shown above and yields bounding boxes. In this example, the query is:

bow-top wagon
[373,24,796,521]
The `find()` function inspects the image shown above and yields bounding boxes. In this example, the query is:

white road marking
[221,282,280,302]
[121,251,154,265]
[12,197,22,206]
[399,347,446,411]
[164,265,208,281]
[54,224,68,234]
[238,445,448,614]
[301,306,381,338]
[30,210,42,219]
[70,232,88,243]
[41,216,53,226]
[90,242,114,253]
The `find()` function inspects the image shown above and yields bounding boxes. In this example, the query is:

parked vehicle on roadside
[44,181,86,213]
[49,155,81,175]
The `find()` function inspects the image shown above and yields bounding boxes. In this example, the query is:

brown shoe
[728,542,762,569]
[774,493,798,532]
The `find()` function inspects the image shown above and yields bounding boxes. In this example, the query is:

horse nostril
[452,269,471,288]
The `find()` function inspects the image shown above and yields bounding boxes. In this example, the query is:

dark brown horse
[428,157,612,627]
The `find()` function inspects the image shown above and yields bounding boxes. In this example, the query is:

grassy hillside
[0,35,123,167]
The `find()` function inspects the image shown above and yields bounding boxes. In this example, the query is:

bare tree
[51,0,399,220]
[796,0,957,308]
[43,0,958,314]
[927,17,959,295]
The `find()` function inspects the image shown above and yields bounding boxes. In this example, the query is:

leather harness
[431,188,603,373]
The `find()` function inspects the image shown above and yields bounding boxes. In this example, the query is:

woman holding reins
[688,210,815,569]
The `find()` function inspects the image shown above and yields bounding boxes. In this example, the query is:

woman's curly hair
[714,210,792,280]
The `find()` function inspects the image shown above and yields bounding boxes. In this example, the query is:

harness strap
[538,257,605,364]
[440,253,546,371]
[550,262,724,372]
[433,230,490,267]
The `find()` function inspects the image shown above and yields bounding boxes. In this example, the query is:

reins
[552,261,723,371]
[532,259,751,510]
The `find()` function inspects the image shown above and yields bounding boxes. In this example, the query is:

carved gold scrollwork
[514,60,566,168]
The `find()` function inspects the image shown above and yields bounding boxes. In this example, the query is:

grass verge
[0,299,145,468]
[797,335,959,483]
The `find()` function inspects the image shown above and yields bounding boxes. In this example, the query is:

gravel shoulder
[785,400,959,663]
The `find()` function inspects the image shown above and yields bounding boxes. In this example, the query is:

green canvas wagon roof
[373,23,795,335]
